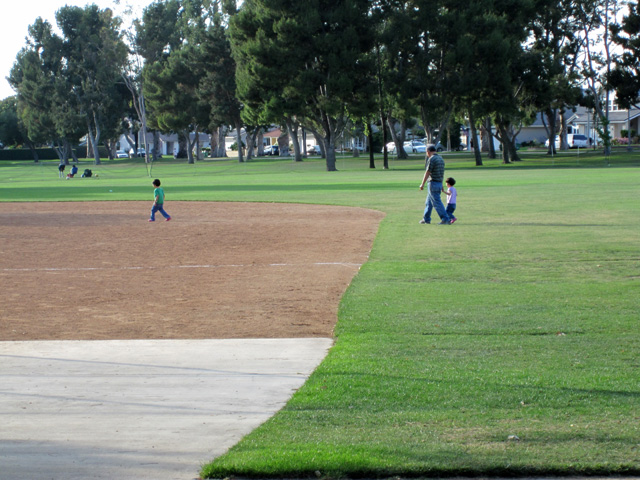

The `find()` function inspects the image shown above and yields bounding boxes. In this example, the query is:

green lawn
[1,149,638,478]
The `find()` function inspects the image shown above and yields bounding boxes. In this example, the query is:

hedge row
[0,147,109,161]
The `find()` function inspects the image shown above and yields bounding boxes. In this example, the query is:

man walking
[419,144,451,225]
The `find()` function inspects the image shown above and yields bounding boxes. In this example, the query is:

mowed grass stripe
[1,151,638,477]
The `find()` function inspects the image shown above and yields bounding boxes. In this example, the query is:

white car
[404,140,426,153]
[115,150,129,158]
[382,140,427,154]
[545,134,590,149]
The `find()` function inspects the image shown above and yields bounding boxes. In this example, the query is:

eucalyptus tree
[0,97,31,156]
[9,17,85,163]
[468,0,537,163]
[54,5,129,164]
[579,0,623,155]
[609,1,640,110]
[139,0,212,163]
[528,0,595,154]
[197,1,243,161]
[371,0,423,161]
[229,0,377,171]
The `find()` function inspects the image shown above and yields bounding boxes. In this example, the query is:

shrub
[612,137,630,145]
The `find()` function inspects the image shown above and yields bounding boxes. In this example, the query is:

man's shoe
[148,219,155,222]
[438,220,451,225]
[419,219,429,224]
[166,217,172,221]
[450,217,456,224]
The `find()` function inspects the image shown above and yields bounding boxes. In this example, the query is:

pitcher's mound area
[0,202,384,341]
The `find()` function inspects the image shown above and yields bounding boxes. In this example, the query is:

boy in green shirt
[149,179,172,222]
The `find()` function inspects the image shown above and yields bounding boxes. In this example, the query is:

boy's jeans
[150,204,170,221]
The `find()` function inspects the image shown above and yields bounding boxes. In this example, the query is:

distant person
[58,161,65,178]
[442,177,457,224]
[149,179,171,222]
[67,165,78,178]
[419,145,451,225]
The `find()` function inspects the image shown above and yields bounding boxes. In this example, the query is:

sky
[0,0,153,101]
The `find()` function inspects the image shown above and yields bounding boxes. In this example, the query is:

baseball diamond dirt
[0,201,384,480]
[0,201,385,341]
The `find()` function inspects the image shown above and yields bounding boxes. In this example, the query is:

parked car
[130,148,146,157]
[403,140,426,153]
[115,150,129,158]
[545,134,590,149]
[424,140,444,152]
[307,145,321,155]
[264,145,279,155]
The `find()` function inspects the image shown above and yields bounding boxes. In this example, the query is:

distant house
[516,100,640,146]
[568,104,640,142]
[117,131,210,157]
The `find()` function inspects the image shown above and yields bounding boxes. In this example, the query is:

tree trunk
[381,111,389,169]
[176,131,188,159]
[285,118,303,161]
[257,130,265,156]
[152,131,160,162]
[368,123,375,168]
[87,119,102,165]
[325,143,337,171]
[245,126,259,160]
[559,109,568,150]
[483,118,497,159]
[386,117,407,159]
[27,141,39,162]
[277,131,290,156]
[235,121,244,162]
[215,126,227,157]
[468,108,482,166]
[544,109,557,155]
[70,143,79,164]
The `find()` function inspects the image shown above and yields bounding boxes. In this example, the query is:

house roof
[263,128,282,138]
[569,105,640,124]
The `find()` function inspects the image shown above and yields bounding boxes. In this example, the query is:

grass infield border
[1,150,638,478]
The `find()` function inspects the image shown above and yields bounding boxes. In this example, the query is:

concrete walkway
[0,338,333,480]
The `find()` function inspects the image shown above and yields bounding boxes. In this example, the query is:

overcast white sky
[1,0,152,100]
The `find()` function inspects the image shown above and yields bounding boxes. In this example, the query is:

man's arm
[419,169,431,190]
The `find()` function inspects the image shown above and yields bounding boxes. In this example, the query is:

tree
[0,97,26,148]
[609,1,640,109]
[140,0,214,164]
[197,2,243,161]
[55,5,129,164]
[580,0,623,156]
[229,0,377,171]
[9,17,85,163]
[528,0,596,154]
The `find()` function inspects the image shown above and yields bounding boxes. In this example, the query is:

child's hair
[152,179,161,186]
[446,177,456,186]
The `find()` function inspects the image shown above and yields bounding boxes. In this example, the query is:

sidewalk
[0,338,332,480]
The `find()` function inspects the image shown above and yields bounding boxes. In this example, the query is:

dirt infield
[0,202,384,341]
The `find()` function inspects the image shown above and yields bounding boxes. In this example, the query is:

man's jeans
[423,181,450,223]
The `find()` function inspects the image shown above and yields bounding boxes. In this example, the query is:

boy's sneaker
[419,219,429,224]
[438,220,451,225]
[450,217,457,224]
[165,217,172,221]
[148,219,155,222]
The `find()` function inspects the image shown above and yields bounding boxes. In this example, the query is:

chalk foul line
[3,262,363,273]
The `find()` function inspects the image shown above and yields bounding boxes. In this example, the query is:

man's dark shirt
[425,154,445,182]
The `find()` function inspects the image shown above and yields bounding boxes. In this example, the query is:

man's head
[426,145,437,157]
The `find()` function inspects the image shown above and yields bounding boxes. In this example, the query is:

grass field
[1,148,639,478]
